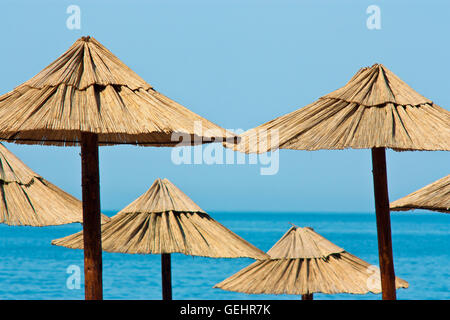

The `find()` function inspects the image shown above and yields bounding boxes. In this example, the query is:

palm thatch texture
[52,178,268,299]
[390,175,450,213]
[214,226,409,298]
[52,178,267,257]
[0,36,236,146]
[226,63,450,300]
[0,143,109,226]
[229,64,450,153]
[0,36,236,300]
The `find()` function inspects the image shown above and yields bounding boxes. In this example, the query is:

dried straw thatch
[0,35,236,299]
[214,226,408,295]
[390,175,450,213]
[52,178,268,259]
[0,143,109,226]
[0,36,236,146]
[228,64,450,153]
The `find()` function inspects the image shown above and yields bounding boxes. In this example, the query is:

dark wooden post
[371,147,396,300]
[161,253,172,300]
[302,294,313,300]
[81,132,103,300]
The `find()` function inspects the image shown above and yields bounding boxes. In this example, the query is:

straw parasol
[227,63,450,299]
[52,178,268,300]
[0,36,236,299]
[390,174,449,213]
[214,225,409,300]
[0,142,109,226]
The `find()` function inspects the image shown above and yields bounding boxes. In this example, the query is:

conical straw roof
[390,175,450,213]
[0,36,235,146]
[52,178,268,259]
[228,64,450,153]
[214,226,408,295]
[0,143,110,226]
[266,225,345,259]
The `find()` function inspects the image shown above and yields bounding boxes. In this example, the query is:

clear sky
[0,0,448,213]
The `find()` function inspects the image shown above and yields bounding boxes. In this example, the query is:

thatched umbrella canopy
[390,175,449,213]
[0,143,109,226]
[52,178,268,300]
[214,225,408,300]
[0,36,236,299]
[227,64,450,299]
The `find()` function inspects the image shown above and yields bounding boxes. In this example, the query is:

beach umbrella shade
[0,142,109,226]
[227,64,450,299]
[0,36,236,299]
[214,225,409,299]
[52,178,268,300]
[390,174,449,213]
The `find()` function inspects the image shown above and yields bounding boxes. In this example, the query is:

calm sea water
[0,212,448,300]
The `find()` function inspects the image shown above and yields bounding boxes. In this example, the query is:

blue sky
[0,0,448,213]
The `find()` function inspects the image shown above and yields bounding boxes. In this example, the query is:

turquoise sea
[0,212,448,300]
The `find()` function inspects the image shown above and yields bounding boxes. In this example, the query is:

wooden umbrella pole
[161,253,172,300]
[302,294,313,300]
[371,147,396,300]
[81,132,103,300]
